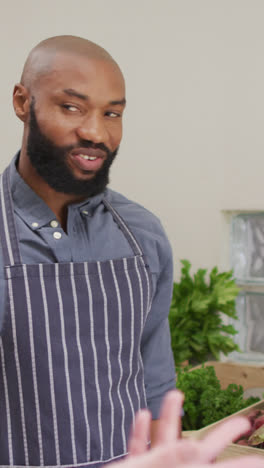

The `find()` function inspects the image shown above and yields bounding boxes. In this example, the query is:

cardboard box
[182,362,264,460]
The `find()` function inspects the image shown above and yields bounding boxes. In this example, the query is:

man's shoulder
[105,189,163,234]
[105,189,173,273]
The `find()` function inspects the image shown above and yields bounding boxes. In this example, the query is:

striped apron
[0,166,152,468]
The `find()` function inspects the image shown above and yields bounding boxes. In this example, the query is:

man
[0,36,176,467]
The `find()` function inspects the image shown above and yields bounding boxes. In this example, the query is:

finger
[155,390,184,445]
[198,416,250,462]
[128,409,151,456]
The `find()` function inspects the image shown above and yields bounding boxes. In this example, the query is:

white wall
[1,0,264,278]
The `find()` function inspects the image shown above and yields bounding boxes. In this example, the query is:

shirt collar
[72,191,105,216]
[9,153,106,230]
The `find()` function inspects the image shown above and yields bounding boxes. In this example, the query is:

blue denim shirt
[0,156,176,418]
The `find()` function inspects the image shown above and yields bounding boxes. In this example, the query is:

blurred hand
[110,390,263,468]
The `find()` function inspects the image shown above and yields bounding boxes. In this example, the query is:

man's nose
[76,114,108,144]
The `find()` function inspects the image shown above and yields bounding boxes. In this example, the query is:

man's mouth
[70,147,107,173]
[71,146,107,158]
[78,154,98,161]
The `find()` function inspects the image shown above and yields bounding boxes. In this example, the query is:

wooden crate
[193,361,264,392]
[182,362,264,460]
[190,400,264,460]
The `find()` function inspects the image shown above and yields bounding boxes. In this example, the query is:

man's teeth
[79,154,97,161]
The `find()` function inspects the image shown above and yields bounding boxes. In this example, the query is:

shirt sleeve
[141,237,176,419]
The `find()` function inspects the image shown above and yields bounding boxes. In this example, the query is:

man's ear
[13,84,30,122]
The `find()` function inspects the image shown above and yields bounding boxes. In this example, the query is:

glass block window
[231,214,264,282]
[229,213,264,363]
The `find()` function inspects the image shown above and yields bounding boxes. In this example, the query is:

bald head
[21,35,120,90]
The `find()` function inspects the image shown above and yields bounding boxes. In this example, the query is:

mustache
[68,141,111,156]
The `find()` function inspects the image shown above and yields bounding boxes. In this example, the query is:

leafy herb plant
[169,260,240,366]
[177,365,259,430]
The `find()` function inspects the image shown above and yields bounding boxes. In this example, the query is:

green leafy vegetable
[177,365,260,430]
[169,260,241,366]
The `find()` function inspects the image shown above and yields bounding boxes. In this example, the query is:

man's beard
[26,101,118,197]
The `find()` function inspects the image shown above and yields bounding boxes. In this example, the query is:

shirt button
[50,220,59,228]
[31,222,39,228]
[53,232,62,240]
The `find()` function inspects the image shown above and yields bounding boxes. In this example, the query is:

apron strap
[103,198,143,257]
[0,164,143,266]
[0,167,22,266]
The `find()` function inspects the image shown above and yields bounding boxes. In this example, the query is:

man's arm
[141,233,176,427]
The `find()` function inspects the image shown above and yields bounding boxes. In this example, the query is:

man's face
[25,54,126,196]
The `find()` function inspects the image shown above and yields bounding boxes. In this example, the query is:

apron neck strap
[0,166,22,266]
[0,165,143,267]
[102,198,143,256]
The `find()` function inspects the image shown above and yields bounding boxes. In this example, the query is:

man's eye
[62,104,79,112]
[106,111,121,118]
